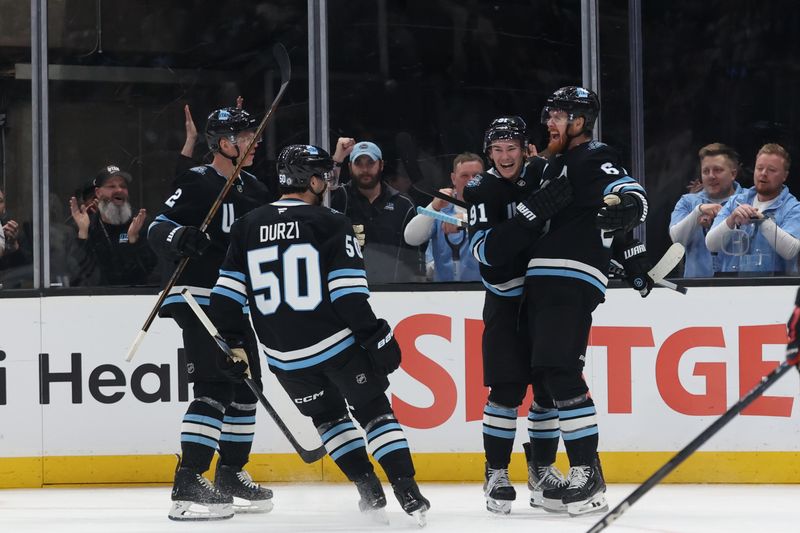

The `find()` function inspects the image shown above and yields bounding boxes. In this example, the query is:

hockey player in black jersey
[524,86,652,517]
[463,116,572,514]
[148,107,273,521]
[207,144,430,526]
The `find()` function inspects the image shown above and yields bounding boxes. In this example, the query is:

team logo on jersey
[356,373,367,384]
[384,202,395,211]
[466,176,482,188]
[186,363,195,374]
[516,179,526,187]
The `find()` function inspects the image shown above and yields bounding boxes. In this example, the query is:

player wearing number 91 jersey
[209,144,430,523]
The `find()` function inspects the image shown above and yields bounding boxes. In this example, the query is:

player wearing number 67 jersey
[523,86,649,517]
[208,144,430,525]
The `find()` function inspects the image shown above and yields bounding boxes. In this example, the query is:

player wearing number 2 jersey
[208,144,430,525]
[148,107,273,521]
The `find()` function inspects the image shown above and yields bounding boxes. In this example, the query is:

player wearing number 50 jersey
[208,144,430,525]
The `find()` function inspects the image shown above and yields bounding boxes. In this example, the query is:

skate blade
[531,493,567,513]
[566,492,609,517]
[232,497,274,513]
[485,497,513,515]
[168,500,234,521]
[361,507,390,525]
[410,507,427,527]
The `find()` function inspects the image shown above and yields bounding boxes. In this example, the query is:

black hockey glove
[362,319,401,375]
[168,225,211,258]
[596,192,646,234]
[514,174,573,229]
[787,288,800,373]
[216,340,250,383]
[620,239,654,298]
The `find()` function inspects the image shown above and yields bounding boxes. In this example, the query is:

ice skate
[524,442,567,512]
[169,465,233,521]
[483,463,515,515]
[392,477,430,527]
[562,460,608,517]
[354,470,389,524]
[214,463,273,513]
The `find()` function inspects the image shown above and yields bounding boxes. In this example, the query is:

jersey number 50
[247,243,322,315]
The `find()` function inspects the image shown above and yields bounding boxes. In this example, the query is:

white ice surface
[0,482,797,533]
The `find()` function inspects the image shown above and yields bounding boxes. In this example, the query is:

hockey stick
[396,131,469,209]
[415,206,466,228]
[647,242,688,294]
[180,289,327,464]
[587,355,799,533]
[125,43,291,362]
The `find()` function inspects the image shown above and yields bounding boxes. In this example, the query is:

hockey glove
[216,340,250,382]
[596,192,647,234]
[353,224,366,248]
[787,289,800,372]
[513,174,573,229]
[168,225,211,258]
[362,319,401,375]
[620,239,654,298]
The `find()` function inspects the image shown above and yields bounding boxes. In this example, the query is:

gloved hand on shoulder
[514,174,572,229]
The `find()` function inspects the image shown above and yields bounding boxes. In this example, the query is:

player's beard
[98,198,133,225]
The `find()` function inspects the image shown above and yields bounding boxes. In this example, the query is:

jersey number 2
[247,243,322,315]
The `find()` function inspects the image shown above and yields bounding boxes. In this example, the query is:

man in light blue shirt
[706,143,800,275]
[669,143,742,277]
[403,152,483,281]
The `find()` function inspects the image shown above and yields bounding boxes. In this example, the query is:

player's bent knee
[193,381,235,407]
[488,382,528,407]
[350,394,393,428]
[542,367,588,402]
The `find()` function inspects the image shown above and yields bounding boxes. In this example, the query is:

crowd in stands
[1,105,798,290]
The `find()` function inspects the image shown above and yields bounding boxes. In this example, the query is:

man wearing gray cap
[330,139,418,283]
[67,164,157,286]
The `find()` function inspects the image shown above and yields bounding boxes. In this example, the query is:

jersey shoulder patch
[463,172,497,204]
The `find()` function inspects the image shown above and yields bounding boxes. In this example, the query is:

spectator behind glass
[403,152,483,281]
[706,143,800,274]
[0,188,29,287]
[67,165,158,286]
[330,139,419,283]
[669,143,742,277]
[0,189,19,260]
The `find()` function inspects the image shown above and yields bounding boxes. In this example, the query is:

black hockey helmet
[277,144,335,191]
[205,107,258,152]
[540,86,600,131]
[483,116,528,154]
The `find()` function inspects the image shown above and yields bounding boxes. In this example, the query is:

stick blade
[124,329,147,362]
[396,132,425,183]
[272,43,291,85]
[648,243,685,282]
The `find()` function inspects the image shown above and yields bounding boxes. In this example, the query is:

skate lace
[535,465,567,489]
[196,473,223,495]
[566,466,591,489]
[486,467,512,490]
[236,470,260,490]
